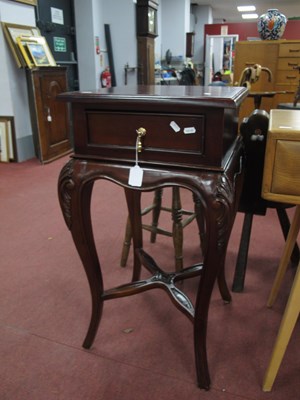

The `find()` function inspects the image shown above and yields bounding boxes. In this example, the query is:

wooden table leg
[124,188,143,282]
[58,159,104,349]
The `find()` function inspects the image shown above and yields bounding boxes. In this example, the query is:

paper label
[170,121,181,133]
[184,127,196,134]
[128,165,144,187]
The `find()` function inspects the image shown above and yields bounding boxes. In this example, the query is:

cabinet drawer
[279,43,300,58]
[71,106,238,170]
[276,70,299,85]
[262,109,300,204]
[277,58,300,70]
[271,140,300,197]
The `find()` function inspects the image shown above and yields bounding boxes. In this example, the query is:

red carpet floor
[0,156,299,399]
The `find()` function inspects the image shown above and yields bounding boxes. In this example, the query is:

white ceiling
[191,0,300,23]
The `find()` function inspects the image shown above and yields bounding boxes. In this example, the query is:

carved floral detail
[214,174,234,251]
[58,159,75,229]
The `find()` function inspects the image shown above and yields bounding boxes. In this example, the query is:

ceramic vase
[257,9,287,40]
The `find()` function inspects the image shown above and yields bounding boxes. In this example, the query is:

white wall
[74,0,137,90]
[160,0,190,63]
[0,0,36,161]
[192,5,213,65]
[74,0,99,90]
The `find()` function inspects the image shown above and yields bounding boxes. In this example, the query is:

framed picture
[0,117,17,162]
[16,36,35,68]
[27,42,52,66]
[1,22,40,67]
[17,36,56,68]
[10,1,37,5]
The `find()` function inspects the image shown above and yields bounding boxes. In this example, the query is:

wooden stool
[261,109,300,391]
[120,187,197,272]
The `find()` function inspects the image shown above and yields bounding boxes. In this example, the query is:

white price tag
[128,165,144,187]
[170,121,180,132]
[184,127,196,134]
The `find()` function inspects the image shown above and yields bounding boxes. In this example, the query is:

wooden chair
[262,206,300,391]
[232,109,299,292]
[120,187,197,272]
[260,109,300,391]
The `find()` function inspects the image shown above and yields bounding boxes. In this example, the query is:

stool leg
[263,261,300,391]
[172,186,183,272]
[150,188,163,243]
[120,216,132,267]
[232,212,253,292]
[267,205,300,307]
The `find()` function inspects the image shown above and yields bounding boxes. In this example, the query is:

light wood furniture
[261,109,300,391]
[234,40,300,123]
[57,85,248,390]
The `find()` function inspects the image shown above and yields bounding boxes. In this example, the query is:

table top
[58,85,248,109]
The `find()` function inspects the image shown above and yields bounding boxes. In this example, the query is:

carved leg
[58,159,104,349]
[193,184,234,389]
[150,188,163,243]
[172,186,183,272]
[124,188,143,282]
[194,193,231,303]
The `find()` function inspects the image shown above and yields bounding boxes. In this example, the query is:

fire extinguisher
[101,67,111,88]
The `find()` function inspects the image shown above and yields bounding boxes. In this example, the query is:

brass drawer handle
[136,127,146,152]
[289,49,300,53]
[288,62,298,67]
[286,76,297,80]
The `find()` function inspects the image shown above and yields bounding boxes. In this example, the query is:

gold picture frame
[2,22,41,67]
[10,0,37,5]
[27,42,52,67]
[17,36,56,68]
[16,36,35,68]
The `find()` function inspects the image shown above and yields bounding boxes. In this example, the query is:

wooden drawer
[59,86,248,171]
[262,109,300,204]
[274,84,297,104]
[277,58,300,70]
[276,70,299,85]
[279,43,300,58]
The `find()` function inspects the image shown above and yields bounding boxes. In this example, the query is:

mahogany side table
[57,85,248,389]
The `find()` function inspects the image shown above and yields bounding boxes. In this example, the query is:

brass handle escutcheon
[136,127,146,152]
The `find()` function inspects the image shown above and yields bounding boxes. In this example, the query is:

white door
[204,35,239,86]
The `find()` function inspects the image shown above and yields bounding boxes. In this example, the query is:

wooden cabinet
[234,40,300,122]
[137,37,155,84]
[58,85,248,171]
[262,109,300,203]
[275,42,300,106]
[26,67,72,163]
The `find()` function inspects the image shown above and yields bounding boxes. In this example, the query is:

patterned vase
[257,9,287,40]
